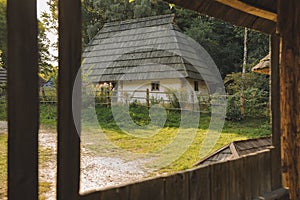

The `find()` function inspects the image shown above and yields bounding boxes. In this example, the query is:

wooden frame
[215,0,277,21]
[7,0,298,199]
[7,0,39,199]
[56,0,82,199]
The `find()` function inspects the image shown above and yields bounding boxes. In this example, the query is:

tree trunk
[240,27,248,118]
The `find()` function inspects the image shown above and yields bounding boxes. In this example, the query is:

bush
[40,104,56,124]
[226,94,242,121]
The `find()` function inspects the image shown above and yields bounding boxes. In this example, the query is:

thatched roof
[0,68,7,84]
[82,14,220,84]
[164,0,276,34]
[196,137,272,166]
[252,53,270,75]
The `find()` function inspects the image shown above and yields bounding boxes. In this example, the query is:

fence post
[191,92,194,111]
[146,88,150,108]
[107,89,111,107]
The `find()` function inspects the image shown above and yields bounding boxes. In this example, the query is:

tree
[184,14,243,78]
[39,0,58,81]
[82,0,171,45]
[38,20,56,80]
[41,0,58,56]
[240,28,248,118]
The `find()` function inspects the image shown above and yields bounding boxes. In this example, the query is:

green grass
[0,103,271,196]
[80,105,271,174]
[0,134,7,199]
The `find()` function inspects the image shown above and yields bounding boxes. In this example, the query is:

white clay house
[82,14,220,103]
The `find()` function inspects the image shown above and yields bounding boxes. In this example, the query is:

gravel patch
[38,127,151,199]
[1,122,152,199]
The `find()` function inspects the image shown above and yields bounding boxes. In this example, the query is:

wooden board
[278,0,300,198]
[129,178,164,200]
[270,33,282,190]
[188,166,211,200]
[57,0,82,199]
[7,0,39,199]
[210,161,229,200]
[165,172,189,200]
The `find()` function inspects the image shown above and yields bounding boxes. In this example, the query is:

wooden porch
[6,0,300,199]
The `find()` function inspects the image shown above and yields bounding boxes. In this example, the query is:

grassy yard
[81,105,270,174]
[0,134,7,199]
[0,103,271,197]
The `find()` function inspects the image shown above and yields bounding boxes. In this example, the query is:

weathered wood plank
[210,161,229,200]
[256,187,289,200]
[215,0,277,21]
[7,0,39,199]
[79,191,101,200]
[165,172,189,200]
[270,33,282,190]
[164,0,276,34]
[228,158,243,200]
[129,178,164,200]
[245,154,258,199]
[100,186,129,200]
[188,165,211,200]
[258,150,272,194]
[57,0,82,199]
[278,0,300,198]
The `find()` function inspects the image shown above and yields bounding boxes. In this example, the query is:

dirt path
[1,122,152,199]
[39,126,151,199]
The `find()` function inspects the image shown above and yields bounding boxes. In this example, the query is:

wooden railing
[79,148,288,200]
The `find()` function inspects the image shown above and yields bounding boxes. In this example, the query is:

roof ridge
[103,14,175,28]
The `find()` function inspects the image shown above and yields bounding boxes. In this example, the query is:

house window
[151,81,160,91]
[194,81,199,91]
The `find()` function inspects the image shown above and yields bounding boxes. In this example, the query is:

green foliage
[82,0,171,45]
[40,104,57,124]
[38,21,57,81]
[0,134,7,198]
[0,97,6,121]
[225,71,269,120]
[0,0,7,69]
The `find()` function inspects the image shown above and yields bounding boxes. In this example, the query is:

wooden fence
[80,148,288,200]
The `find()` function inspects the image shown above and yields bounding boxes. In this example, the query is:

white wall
[114,78,209,104]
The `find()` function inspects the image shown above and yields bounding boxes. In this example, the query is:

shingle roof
[0,68,7,84]
[252,53,270,75]
[82,14,220,84]
[195,137,272,166]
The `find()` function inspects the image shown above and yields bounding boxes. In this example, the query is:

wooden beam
[270,33,282,190]
[215,0,277,22]
[278,0,300,199]
[57,0,82,199]
[7,0,39,199]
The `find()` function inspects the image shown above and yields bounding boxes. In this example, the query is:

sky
[37,0,58,65]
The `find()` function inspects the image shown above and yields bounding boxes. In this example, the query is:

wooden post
[57,0,82,199]
[7,0,39,199]
[270,33,282,190]
[146,88,150,108]
[278,0,300,198]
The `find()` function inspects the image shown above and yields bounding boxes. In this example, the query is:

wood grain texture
[188,166,211,200]
[129,177,164,200]
[57,0,82,199]
[278,0,300,199]
[216,0,277,21]
[7,0,39,199]
[270,33,282,190]
[165,172,189,200]
[164,0,276,34]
